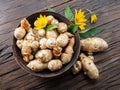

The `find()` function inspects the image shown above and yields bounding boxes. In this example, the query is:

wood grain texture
[0,0,120,90]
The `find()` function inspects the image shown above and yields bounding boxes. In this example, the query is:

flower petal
[74,9,87,30]
[34,14,48,30]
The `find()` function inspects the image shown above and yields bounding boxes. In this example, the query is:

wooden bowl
[13,11,80,77]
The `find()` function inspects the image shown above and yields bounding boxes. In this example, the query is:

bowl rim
[13,11,80,77]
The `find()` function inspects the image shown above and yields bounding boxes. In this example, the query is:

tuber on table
[80,37,108,56]
[80,53,99,80]
[72,60,82,75]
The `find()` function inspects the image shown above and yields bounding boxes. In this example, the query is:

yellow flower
[75,9,87,30]
[91,13,97,24]
[34,14,48,30]
[87,9,97,24]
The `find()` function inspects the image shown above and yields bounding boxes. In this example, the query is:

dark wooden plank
[0,0,120,90]
[0,60,19,76]
[0,0,70,25]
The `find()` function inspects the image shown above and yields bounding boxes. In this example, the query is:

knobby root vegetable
[80,53,99,80]
[88,56,94,61]
[23,54,33,62]
[35,49,53,63]
[16,39,24,49]
[65,37,75,54]
[52,46,62,58]
[46,38,57,49]
[21,45,32,56]
[21,18,31,31]
[61,37,75,64]
[27,59,48,72]
[39,38,47,49]
[80,37,108,56]
[46,30,58,39]
[25,30,35,41]
[58,22,68,33]
[35,29,45,41]
[48,59,62,71]
[72,60,82,74]
[51,19,59,25]
[47,15,54,24]
[61,53,72,64]
[37,29,45,37]
[56,33,69,47]
[14,27,26,39]
[64,32,74,38]
[31,40,39,49]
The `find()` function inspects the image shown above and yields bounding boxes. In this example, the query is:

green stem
[86,9,93,14]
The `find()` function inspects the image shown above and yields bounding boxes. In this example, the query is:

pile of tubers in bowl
[72,37,109,80]
[14,15,75,72]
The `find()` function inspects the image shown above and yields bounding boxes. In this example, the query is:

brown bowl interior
[13,11,80,77]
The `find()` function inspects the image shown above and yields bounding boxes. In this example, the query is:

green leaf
[80,28,104,39]
[68,24,79,34]
[80,29,89,33]
[64,5,74,21]
[46,24,57,31]
[47,7,55,12]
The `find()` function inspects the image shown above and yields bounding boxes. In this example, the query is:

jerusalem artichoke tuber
[72,60,82,74]
[14,27,26,40]
[61,37,75,64]
[51,19,59,25]
[46,30,58,39]
[48,59,62,71]
[46,38,57,49]
[80,53,99,80]
[64,32,74,38]
[47,15,55,24]
[21,45,32,56]
[57,22,68,33]
[21,18,31,31]
[27,59,48,72]
[52,46,62,58]
[35,49,53,63]
[37,29,45,37]
[39,38,47,49]
[80,37,108,55]
[56,33,69,48]
[23,54,33,62]
[16,39,24,49]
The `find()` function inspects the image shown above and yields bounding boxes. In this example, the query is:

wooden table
[0,0,120,90]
